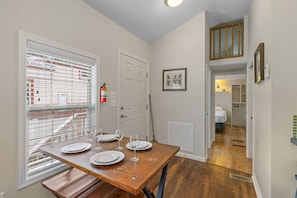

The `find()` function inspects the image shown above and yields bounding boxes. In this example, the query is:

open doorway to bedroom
[207,72,252,174]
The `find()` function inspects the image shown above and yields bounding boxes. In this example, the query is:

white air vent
[168,121,194,152]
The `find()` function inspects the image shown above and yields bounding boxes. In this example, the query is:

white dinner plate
[93,152,119,163]
[98,134,117,142]
[126,141,152,151]
[61,143,91,154]
[90,151,125,165]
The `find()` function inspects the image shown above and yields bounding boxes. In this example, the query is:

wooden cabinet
[231,84,246,127]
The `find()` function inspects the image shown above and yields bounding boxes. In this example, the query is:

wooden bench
[42,168,100,198]
[80,182,148,198]
[42,168,145,198]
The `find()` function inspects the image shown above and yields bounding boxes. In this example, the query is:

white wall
[249,0,297,197]
[0,0,149,197]
[270,0,297,197]
[150,12,207,160]
[215,78,246,123]
[215,92,231,122]
[248,0,272,197]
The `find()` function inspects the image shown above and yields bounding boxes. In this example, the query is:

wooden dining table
[39,135,180,198]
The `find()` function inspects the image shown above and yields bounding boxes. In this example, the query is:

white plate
[61,143,91,153]
[98,134,117,142]
[126,141,152,151]
[90,151,125,165]
[93,152,119,163]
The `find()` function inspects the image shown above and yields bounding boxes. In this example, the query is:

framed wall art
[162,68,187,91]
[254,43,264,84]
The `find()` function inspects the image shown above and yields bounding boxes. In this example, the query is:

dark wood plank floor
[207,125,252,174]
[87,156,257,198]
[149,156,257,198]
[88,125,256,198]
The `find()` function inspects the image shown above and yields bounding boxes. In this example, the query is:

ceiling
[83,0,250,43]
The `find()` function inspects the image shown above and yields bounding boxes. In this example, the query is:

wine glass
[99,128,104,137]
[93,129,102,152]
[130,135,139,161]
[115,129,124,151]
[86,131,94,155]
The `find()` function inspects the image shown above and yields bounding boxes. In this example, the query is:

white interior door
[119,52,148,140]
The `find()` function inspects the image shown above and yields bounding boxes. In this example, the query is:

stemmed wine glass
[87,131,94,155]
[94,129,102,152]
[130,135,139,161]
[115,129,124,151]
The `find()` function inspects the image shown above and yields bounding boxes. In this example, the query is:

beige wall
[150,12,207,160]
[0,0,149,197]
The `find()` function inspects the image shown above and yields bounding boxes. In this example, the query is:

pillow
[215,106,223,111]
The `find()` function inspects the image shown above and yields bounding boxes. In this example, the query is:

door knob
[121,114,128,118]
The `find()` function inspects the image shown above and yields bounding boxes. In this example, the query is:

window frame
[18,31,99,189]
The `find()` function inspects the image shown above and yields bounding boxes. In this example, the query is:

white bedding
[215,110,227,123]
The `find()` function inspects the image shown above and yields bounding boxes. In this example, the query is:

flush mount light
[165,0,184,7]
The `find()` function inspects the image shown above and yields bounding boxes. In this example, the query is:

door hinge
[146,104,148,110]
[146,72,148,78]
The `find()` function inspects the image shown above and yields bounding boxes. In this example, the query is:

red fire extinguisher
[100,83,108,103]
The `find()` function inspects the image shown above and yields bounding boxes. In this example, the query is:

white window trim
[18,31,100,189]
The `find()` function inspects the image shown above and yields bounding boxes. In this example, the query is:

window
[18,32,98,189]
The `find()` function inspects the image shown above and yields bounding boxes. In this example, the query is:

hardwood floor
[149,125,255,198]
[149,156,257,198]
[88,156,257,198]
[88,125,256,198]
[207,124,252,174]
[130,125,255,198]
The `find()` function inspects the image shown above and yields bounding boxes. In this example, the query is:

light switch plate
[110,99,117,107]
[264,63,270,78]
[110,91,117,99]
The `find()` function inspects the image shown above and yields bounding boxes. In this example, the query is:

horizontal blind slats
[25,45,96,180]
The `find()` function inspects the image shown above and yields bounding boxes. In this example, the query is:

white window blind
[18,32,98,188]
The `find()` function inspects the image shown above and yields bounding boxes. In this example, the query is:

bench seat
[42,168,100,198]
[42,168,146,198]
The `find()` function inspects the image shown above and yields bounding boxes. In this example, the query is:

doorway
[207,67,252,174]
[118,50,149,140]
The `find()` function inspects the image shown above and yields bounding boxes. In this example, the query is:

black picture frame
[162,68,187,91]
[254,43,265,84]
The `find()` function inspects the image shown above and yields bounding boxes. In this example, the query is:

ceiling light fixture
[165,0,184,7]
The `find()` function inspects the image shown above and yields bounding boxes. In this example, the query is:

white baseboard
[252,173,263,198]
[176,151,207,162]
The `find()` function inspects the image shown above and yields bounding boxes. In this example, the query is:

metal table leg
[143,164,168,198]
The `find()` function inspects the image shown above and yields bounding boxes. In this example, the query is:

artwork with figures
[163,68,187,91]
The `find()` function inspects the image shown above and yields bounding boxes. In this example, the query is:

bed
[215,106,227,132]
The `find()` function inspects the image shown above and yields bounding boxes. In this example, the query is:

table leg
[143,187,155,198]
[143,164,168,198]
